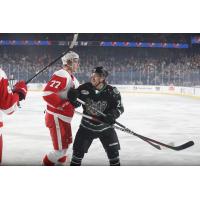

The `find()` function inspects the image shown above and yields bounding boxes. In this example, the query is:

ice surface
[2,92,200,166]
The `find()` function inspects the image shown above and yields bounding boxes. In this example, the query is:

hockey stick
[74,110,161,150]
[25,33,79,84]
[76,98,194,151]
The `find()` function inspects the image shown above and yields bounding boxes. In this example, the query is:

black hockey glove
[102,113,116,125]
[67,88,79,104]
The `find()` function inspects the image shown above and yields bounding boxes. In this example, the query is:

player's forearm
[43,93,67,108]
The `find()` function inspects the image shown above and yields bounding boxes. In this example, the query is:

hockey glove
[12,81,27,101]
[102,113,116,125]
[67,88,79,104]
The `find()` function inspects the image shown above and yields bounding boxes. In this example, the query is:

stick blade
[173,141,194,151]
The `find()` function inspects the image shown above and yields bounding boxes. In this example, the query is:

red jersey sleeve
[43,74,68,108]
[0,77,19,115]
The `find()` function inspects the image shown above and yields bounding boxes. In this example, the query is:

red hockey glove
[13,81,28,101]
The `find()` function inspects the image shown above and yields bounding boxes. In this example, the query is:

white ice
[2,91,200,166]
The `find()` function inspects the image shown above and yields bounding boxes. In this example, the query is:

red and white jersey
[43,69,79,123]
[0,68,19,128]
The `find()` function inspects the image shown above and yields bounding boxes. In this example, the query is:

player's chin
[91,81,96,87]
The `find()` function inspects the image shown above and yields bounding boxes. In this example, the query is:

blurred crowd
[0,46,200,86]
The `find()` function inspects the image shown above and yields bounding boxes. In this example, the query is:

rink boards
[27,83,200,99]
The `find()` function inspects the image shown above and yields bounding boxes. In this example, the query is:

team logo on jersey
[85,99,107,116]
[81,90,89,95]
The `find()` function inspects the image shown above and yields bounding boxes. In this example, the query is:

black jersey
[77,82,124,132]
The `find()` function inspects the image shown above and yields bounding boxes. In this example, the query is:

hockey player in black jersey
[68,66,124,166]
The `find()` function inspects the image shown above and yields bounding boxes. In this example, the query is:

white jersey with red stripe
[43,68,79,123]
[0,68,19,128]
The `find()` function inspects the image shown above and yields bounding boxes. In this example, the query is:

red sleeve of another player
[43,74,67,108]
[0,78,19,114]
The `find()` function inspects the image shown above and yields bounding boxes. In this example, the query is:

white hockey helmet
[61,51,79,66]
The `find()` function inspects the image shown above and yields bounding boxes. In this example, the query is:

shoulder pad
[54,69,70,79]
[107,85,120,94]
[112,87,120,94]
[79,82,92,89]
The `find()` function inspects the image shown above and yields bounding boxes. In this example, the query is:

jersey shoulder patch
[78,82,92,95]
[80,90,90,95]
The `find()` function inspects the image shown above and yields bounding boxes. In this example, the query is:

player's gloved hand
[102,113,116,125]
[12,80,28,101]
[67,88,79,104]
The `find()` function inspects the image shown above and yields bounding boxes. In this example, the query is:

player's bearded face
[90,73,104,87]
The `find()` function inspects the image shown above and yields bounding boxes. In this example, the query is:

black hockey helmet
[92,66,108,78]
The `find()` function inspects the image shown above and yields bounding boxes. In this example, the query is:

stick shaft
[76,99,194,151]
[26,34,78,84]
[74,111,161,150]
